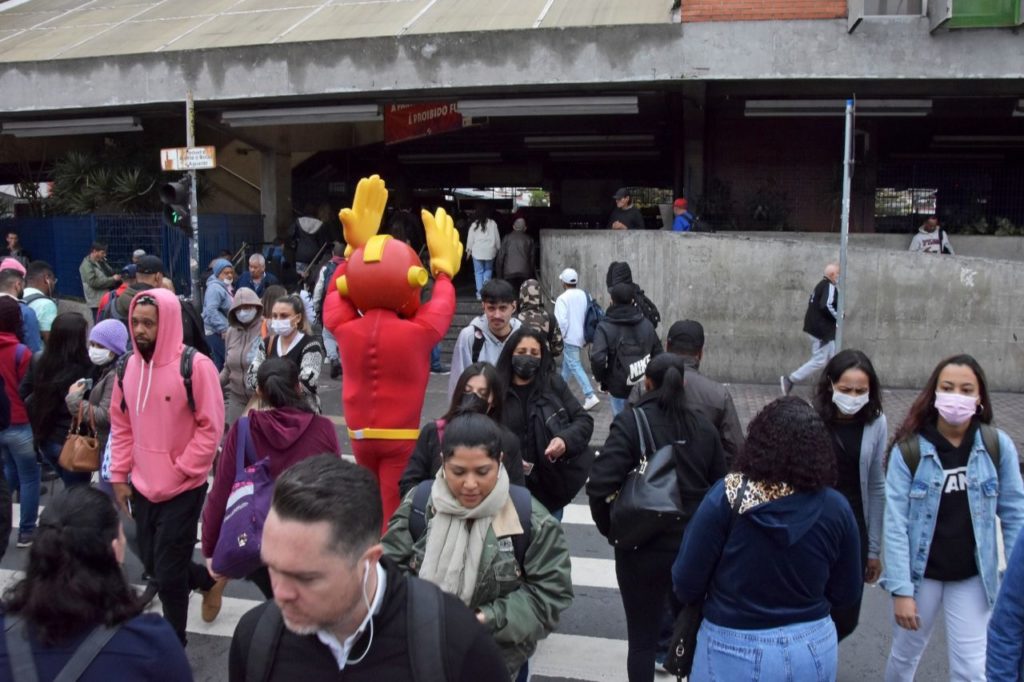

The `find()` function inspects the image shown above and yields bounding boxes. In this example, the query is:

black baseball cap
[135,255,164,275]
[667,320,705,350]
[613,187,630,201]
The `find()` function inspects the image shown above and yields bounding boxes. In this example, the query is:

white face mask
[270,318,294,336]
[236,309,258,324]
[89,347,114,366]
[831,388,870,416]
[222,277,234,286]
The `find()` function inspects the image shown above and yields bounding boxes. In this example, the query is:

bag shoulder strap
[507,485,533,571]
[235,417,252,474]
[633,407,655,459]
[408,479,434,542]
[898,436,921,477]
[406,577,450,682]
[979,423,1002,471]
[180,346,197,414]
[5,615,39,682]
[246,602,285,682]
[52,624,122,682]
[116,350,134,413]
[470,333,485,364]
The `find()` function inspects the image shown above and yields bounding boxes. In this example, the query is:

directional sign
[160,146,217,171]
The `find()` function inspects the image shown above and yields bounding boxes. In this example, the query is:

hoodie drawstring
[135,360,155,415]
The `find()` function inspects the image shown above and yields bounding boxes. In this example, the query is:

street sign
[160,146,217,171]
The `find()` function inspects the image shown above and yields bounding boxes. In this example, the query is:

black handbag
[664,476,748,679]
[609,407,685,549]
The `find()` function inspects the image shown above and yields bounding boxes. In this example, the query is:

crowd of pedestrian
[0,201,1021,682]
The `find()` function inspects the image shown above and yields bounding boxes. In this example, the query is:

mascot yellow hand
[339,175,388,257]
[422,207,463,279]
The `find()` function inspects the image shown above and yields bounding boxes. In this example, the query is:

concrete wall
[540,230,1024,391]
[733,232,1024,262]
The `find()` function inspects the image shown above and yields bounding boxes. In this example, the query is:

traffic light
[160,175,192,236]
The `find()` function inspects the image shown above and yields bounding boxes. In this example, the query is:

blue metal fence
[1,214,264,298]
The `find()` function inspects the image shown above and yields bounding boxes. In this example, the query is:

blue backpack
[583,293,605,344]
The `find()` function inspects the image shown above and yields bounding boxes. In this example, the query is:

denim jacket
[881,427,1024,606]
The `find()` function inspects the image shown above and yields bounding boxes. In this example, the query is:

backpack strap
[898,435,922,478]
[52,624,122,682]
[900,427,1002,478]
[406,577,450,682]
[246,603,285,682]
[13,344,27,382]
[507,485,533,571]
[235,417,252,474]
[979,423,1002,471]
[116,351,134,413]
[4,615,39,682]
[180,346,197,414]
[470,332,485,364]
[408,479,433,543]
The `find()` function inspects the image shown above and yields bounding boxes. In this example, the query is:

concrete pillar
[681,82,707,201]
[260,150,292,240]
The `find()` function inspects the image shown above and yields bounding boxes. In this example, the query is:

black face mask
[511,354,541,380]
[459,392,489,414]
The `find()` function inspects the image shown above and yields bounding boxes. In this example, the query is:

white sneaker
[583,395,600,411]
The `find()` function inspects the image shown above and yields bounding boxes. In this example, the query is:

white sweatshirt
[466,219,500,261]
[555,287,589,347]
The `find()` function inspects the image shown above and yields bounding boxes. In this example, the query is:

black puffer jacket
[587,392,727,551]
[503,374,595,513]
[590,303,662,399]
[398,419,526,497]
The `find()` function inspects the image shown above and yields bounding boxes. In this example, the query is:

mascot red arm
[323,175,463,522]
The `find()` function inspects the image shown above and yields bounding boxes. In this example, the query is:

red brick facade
[682,0,847,22]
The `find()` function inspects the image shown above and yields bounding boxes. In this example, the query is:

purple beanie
[89,319,129,355]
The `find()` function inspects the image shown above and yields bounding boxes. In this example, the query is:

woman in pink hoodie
[202,356,340,597]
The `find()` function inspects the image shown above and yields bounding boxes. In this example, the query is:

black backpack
[97,291,123,324]
[408,479,533,572]
[116,346,198,414]
[613,336,653,388]
[315,260,340,325]
[5,615,122,682]
[245,576,452,682]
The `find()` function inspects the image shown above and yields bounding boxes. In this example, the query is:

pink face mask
[934,391,978,426]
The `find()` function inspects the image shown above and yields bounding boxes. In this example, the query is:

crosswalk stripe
[570,557,618,590]
[561,503,594,526]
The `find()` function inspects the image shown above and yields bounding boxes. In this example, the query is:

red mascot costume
[322,175,463,523]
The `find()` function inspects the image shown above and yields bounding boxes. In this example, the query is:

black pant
[248,566,274,600]
[616,546,678,682]
[133,483,215,645]
[832,503,869,641]
[0,469,10,560]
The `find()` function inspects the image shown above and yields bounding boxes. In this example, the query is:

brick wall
[682,0,847,22]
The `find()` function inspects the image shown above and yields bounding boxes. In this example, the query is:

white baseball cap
[559,268,578,284]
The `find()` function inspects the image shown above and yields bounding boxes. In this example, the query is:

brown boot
[201,578,229,623]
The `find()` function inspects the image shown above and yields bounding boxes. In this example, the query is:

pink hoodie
[109,288,225,503]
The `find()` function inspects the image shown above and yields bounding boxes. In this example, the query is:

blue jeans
[560,344,594,399]
[322,326,339,362]
[39,439,92,488]
[430,343,444,371]
[1,424,40,534]
[472,258,494,297]
[205,333,226,371]
[691,616,837,682]
[611,396,629,416]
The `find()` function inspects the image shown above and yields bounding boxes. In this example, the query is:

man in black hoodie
[590,283,662,416]
[781,262,839,395]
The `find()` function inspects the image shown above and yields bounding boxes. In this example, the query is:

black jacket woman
[812,348,887,641]
[495,327,595,517]
[586,353,727,682]
[0,486,191,680]
[20,313,93,487]
[399,361,525,497]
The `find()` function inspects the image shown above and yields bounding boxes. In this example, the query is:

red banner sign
[384,102,464,145]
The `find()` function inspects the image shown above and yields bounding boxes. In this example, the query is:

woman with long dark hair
[0,296,37,548]
[399,361,525,496]
[246,295,325,413]
[587,353,726,682]
[495,326,594,518]
[673,397,863,681]
[20,312,92,487]
[812,348,887,640]
[383,412,573,680]
[0,486,190,679]
[203,356,339,598]
[465,203,500,300]
[881,354,1024,681]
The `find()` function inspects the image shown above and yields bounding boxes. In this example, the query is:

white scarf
[418,466,510,604]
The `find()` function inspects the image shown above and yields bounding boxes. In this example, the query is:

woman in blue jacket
[988,533,1024,680]
[882,354,1024,681]
[202,258,235,371]
[813,349,887,640]
[673,397,862,681]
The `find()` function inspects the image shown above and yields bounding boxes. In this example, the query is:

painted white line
[562,503,594,526]
[533,632,628,681]
[570,557,617,590]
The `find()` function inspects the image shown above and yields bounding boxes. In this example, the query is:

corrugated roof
[0,0,674,62]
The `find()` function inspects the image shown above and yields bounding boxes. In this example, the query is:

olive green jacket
[382,487,574,675]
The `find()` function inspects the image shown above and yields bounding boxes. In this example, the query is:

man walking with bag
[109,288,226,645]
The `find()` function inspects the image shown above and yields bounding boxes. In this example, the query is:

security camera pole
[835,98,855,350]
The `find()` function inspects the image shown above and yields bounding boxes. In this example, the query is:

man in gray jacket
[495,217,536,294]
[79,242,120,318]
[448,278,521,399]
[666,319,745,465]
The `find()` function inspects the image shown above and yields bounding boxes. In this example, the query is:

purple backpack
[212,417,273,579]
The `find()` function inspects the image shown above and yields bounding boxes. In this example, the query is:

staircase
[441,292,482,358]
